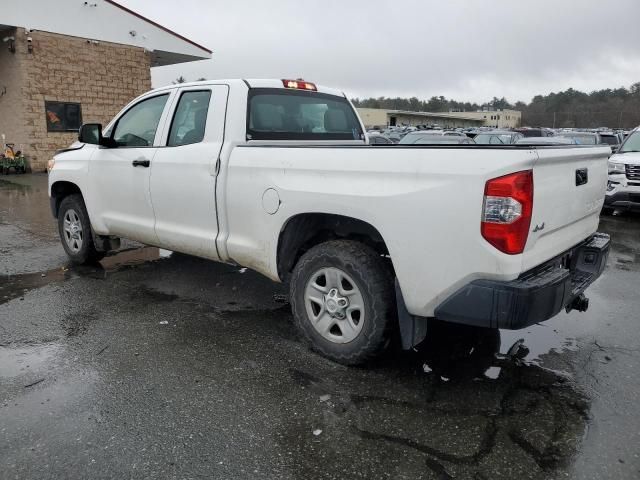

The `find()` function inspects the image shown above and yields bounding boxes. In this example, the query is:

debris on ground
[24,378,45,388]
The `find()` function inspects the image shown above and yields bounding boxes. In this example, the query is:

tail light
[481,170,533,254]
[282,79,317,91]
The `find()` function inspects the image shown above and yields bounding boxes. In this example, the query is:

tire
[290,239,395,365]
[57,194,104,264]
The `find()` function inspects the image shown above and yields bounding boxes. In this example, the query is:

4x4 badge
[533,223,545,232]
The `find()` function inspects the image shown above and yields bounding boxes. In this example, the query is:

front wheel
[290,240,395,365]
[57,194,104,264]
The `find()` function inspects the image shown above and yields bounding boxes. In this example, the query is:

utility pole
[552,112,556,129]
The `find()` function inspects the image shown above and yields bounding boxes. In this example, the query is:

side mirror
[78,123,104,145]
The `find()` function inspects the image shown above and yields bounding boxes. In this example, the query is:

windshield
[618,131,640,153]
[247,88,363,141]
[474,134,513,145]
[556,133,597,145]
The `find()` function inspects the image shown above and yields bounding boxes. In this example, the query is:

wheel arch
[276,212,391,282]
[50,181,84,218]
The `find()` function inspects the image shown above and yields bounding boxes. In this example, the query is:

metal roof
[385,109,484,122]
[0,0,211,66]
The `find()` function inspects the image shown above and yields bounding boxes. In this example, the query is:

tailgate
[522,146,609,271]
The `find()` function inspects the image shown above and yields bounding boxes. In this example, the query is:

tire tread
[290,239,395,365]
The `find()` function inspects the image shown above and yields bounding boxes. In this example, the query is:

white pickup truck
[48,79,611,365]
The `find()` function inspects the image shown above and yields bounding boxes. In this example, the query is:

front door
[150,85,229,259]
[87,93,172,245]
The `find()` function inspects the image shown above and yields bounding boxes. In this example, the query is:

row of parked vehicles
[369,123,640,214]
[368,126,629,151]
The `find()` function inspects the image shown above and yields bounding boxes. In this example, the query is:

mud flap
[93,232,121,252]
[395,279,428,349]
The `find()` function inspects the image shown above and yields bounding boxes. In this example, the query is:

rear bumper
[604,191,640,211]
[434,233,610,330]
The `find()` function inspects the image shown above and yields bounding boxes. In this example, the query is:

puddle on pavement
[490,214,640,365]
[402,319,568,381]
[500,322,579,366]
[0,343,61,378]
[284,322,591,478]
[0,246,172,306]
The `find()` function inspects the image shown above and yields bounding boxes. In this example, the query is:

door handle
[132,159,150,167]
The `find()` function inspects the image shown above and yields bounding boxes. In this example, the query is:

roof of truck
[148,79,346,98]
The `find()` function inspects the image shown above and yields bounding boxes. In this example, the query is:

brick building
[0,0,210,171]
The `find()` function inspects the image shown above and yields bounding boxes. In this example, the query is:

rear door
[150,85,229,259]
[522,146,609,270]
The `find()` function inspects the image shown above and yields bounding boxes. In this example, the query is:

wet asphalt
[0,174,639,480]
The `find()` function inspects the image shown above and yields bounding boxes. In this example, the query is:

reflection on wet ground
[1,175,639,479]
[0,247,171,306]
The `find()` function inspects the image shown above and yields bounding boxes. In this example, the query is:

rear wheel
[290,240,395,365]
[57,194,104,264]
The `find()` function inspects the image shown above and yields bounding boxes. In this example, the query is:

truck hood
[609,151,640,165]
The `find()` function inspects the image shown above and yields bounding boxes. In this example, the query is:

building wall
[356,107,522,130]
[356,108,389,129]
[458,109,522,128]
[0,28,28,154]
[390,113,480,128]
[357,108,485,129]
[0,29,152,171]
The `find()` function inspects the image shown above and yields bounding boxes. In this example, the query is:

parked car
[473,130,524,145]
[48,78,610,365]
[399,132,475,144]
[514,127,554,138]
[555,131,602,145]
[464,129,480,139]
[604,126,640,213]
[515,137,577,145]
[599,132,622,153]
[368,134,394,145]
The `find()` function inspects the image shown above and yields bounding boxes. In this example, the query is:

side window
[112,94,169,147]
[167,90,212,147]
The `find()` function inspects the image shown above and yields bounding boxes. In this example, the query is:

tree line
[352,82,640,129]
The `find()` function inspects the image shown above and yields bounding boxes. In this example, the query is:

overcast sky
[120,0,640,104]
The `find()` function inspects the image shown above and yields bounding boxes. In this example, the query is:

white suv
[605,127,640,213]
